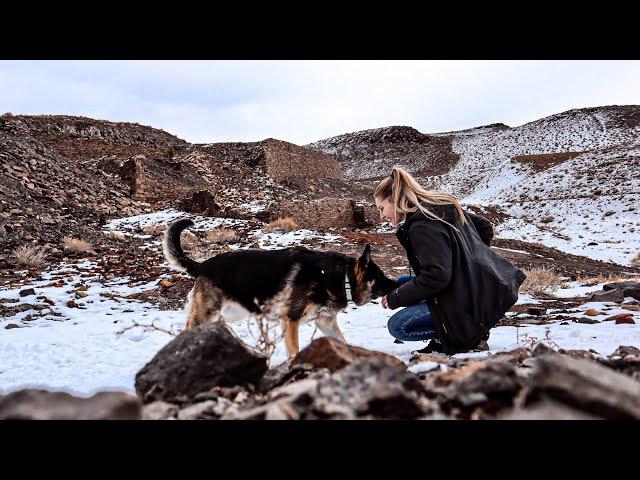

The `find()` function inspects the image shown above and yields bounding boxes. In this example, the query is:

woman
[374,167,526,354]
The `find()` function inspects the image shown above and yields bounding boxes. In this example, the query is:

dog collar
[345,273,353,302]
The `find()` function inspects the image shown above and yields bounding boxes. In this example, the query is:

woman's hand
[381,295,389,309]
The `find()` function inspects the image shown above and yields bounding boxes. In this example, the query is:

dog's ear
[360,243,371,266]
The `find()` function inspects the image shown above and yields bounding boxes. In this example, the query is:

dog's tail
[162,218,201,276]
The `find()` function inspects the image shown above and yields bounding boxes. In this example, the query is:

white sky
[1,60,638,145]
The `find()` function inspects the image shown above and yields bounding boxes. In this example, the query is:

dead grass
[180,230,198,247]
[10,244,49,268]
[575,273,630,286]
[107,230,126,241]
[61,236,93,254]
[631,252,640,268]
[142,223,166,235]
[265,217,299,233]
[206,227,238,244]
[520,267,564,295]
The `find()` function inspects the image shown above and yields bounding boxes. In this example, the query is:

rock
[491,347,532,363]
[526,307,547,316]
[623,305,640,312]
[66,300,79,308]
[308,359,429,419]
[615,315,635,325]
[177,400,218,420]
[611,345,640,358]
[523,354,640,419]
[141,401,179,420]
[178,190,221,216]
[291,336,405,373]
[0,389,140,420]
[584,308,600,316]
[159,279,172,288]
[453,360,522,398]
[5,324,20,329]
[576,317,600,324]
[19,288,35,297]
[588,289,624,303]
[135,322,268,404]
[531,342,557,357]
[257,359,318,392]
[602,313,635,324]
[603,281,640,300]
[497,398,602,420]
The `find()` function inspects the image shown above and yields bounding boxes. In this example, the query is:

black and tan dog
[163,218,398,356]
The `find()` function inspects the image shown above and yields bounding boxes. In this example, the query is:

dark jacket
[386,205,526,354]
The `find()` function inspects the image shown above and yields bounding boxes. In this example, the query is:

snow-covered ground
[2,266,639,396]
[1,207,638,397]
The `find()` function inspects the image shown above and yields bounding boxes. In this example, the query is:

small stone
[159,279,172,288]
[585,308,600,316]
[19,288,35,297]
[5,324,20,329]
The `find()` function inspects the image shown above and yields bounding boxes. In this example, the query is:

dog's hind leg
[281,318,300,357]
[314,308,346,343]
[184,279,223,331]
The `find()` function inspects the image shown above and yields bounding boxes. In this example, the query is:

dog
[162,218,398,356]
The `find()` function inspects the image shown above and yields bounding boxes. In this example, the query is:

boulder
[177,190,221,216]
[588,289,625,303]
[497,398,602,420]
[291,336,405,373]
[523,354,640,419]
[308,358,428,419]
[135,322,268,404]
[603,281,640,300]
[0,389,140,420]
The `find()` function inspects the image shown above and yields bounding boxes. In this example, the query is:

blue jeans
[387,275,439,342]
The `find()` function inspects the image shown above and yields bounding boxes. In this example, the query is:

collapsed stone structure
[275,197,378,230]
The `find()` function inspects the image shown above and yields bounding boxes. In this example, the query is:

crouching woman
[374,167,526,354]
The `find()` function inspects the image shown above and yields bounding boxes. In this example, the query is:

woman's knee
[387,313,405,338]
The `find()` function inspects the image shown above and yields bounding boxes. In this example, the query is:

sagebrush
[265,217,299,233]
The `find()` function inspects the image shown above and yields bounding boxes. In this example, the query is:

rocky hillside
[309,106,640,266]
[307,126,459,180]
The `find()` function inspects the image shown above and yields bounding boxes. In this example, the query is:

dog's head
[351,244,398,305]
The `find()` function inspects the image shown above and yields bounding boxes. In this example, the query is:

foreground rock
[522,353,640,419]
[135,322,268,404]
[0,389,140,420]
[291,336,406,373]
[224,358,429,420]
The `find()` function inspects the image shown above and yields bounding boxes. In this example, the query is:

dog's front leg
[314,310,346,343]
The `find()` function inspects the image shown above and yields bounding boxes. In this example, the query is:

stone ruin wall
[262,139,342,181]
[275,197,379,230]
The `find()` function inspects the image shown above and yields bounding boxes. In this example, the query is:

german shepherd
[163,218,398,356]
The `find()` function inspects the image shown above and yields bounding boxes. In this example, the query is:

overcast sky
[1,60,638,145]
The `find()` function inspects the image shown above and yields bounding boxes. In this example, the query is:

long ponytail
[374,166,466,230]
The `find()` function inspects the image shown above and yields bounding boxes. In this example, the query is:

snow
[104,209,248,233]
[2,269,639,396]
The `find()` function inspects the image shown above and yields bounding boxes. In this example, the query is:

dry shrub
[180,230,198,247]
[520,266,564,295]
[189,245,219,262]
[246,302,285,366]
[265,217,299,233]
[61,236,93,253]
[631,252,640,268]
[107,230,126,241]
[142,223,166,235]
[576,273,627,286]
[10,244,48,268]
[206,227,238,244]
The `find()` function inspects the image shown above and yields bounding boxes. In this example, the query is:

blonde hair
[374,166,466,229]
